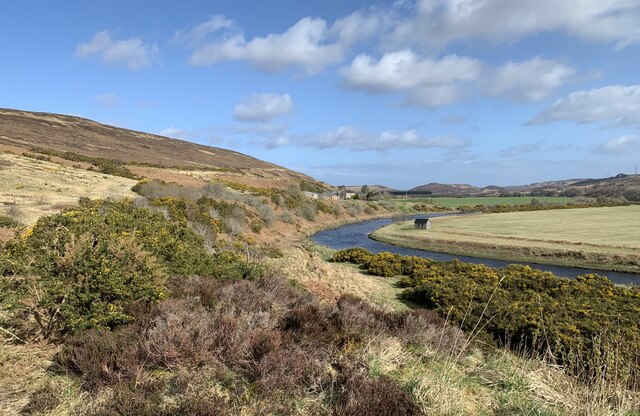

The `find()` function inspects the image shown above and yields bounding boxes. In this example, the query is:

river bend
[311,215,640,286]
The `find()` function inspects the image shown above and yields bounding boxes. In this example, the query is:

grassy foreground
[371,206,640,272]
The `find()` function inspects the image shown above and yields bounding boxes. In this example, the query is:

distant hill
[0,108,315,184]
[409,183,506,196]
[409,175,640,200]
[343,185,395,193]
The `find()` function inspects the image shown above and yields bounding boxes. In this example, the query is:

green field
[371,206,640,272]
[385,196,574,209]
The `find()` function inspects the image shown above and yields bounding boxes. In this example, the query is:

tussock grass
[274,246,411,312]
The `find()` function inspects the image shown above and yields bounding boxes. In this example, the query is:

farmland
[371,206,640,272]
[382,196,574,210]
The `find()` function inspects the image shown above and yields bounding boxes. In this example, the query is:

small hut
[414,218,431,230]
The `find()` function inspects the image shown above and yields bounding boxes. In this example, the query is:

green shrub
[332,248,373,264]
[298,180,327,194]
[366,252,403,277]
[284,185,306,209]
[298,202,317,221]
[279,211,296,224]
[30,148,138,179]
[0,199,258,339]
[0,215,19,228]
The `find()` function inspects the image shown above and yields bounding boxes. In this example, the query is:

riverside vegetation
[2,183,640,414]
[2,182,464,415]
[332,249,640,391]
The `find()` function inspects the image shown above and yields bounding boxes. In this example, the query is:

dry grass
[0,227,16,243]
[431,206,640,247]
[273,246,411,312]
[0,152,136,224]
[0,340,87,416]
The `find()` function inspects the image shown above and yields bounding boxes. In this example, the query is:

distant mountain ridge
[408,175,640,200]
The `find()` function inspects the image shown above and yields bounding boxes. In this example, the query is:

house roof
[414,218,431,223]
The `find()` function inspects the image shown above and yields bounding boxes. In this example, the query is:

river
[311,215,640,286]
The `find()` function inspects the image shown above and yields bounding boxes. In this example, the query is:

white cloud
[598,135,640,153]
[94,92,119,108]
[483,57,576,102]
[179,11,383,74]
[172,15,235,46]
[75,30,158,70]
[390,0,640,49]
[342,50,482,107]
[226,122,290,149]
[233,93,293,122]
[300,126,470,151]
[529,85,640,127]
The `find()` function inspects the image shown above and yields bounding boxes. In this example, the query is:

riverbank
[370,206,640,273]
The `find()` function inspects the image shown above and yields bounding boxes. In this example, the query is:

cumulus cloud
[483,57,576,102]
[94,92,119,108]
[299,126,470,152]
[390,0,640,49]
[342,50,575,106]
[176,11,383,74]
[598,135,640,154]
[233,93,293,122]
[529,85,640,127]
[75,30,158,70]
[342,50,482,107]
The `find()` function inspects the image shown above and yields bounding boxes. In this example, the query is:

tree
[361,185,370,194]
[530,198,543,207]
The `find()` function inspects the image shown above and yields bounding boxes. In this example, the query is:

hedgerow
[456,200,628,214]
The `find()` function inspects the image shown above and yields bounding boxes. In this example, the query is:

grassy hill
[0,108,335,225]
[0,108,325,191]
[1,108,290,172]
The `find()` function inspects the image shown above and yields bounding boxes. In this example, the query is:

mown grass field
[387,196,574,208]
[372,206,640,272]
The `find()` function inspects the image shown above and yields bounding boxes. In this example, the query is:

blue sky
[1,0,640,189]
